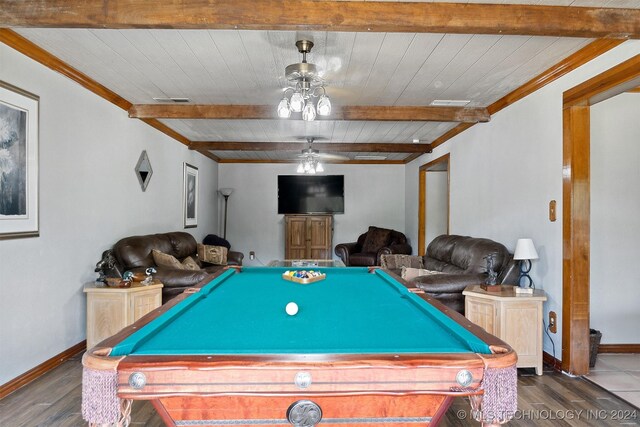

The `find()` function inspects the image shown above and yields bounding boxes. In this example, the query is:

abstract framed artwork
[183,162,198,229]
[0,81,39,239]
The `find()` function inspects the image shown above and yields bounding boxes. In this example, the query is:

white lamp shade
[514,238,539,260]
[219,188,234,197]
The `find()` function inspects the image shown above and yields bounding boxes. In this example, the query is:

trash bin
[589,329,602,368]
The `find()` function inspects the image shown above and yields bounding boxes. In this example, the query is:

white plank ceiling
[14,0,638,161]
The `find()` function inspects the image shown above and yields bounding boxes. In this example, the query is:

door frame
[418,153,450,256]
[562,54,640,375]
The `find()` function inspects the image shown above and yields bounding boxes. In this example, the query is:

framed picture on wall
[183,162,198,228]
[0,81,39,239]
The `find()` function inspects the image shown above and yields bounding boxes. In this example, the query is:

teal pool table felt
[111,267,490,356]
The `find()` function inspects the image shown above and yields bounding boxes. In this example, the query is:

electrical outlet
[249,251,255,260]
[549,311,557,333]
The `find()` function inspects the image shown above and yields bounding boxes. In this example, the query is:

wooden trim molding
[130,104,490,123]
[562,54,640,376]
[0,341,86,399]
[543,351,562,372]
[0,29,132,111]
[0,29,196,149]
[216,158,404,165]
[426,39,624,154]
[1,1,639,38]
[190,141,432,154]
[598,344,640,354]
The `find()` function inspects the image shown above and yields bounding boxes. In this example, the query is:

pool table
[82,267,517,427]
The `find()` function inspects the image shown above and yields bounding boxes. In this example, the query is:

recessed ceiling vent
[355,155,387,160]
[152,97,191,103]
[430,99,471,107]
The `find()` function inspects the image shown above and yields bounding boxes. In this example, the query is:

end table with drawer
[463,285,547,375]
[84,281,163,349]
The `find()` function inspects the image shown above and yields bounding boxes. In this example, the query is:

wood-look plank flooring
[0,355,638,426]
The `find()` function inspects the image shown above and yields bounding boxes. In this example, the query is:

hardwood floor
[0,355,637,426]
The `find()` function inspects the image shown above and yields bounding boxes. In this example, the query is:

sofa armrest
[412,273,486,294]
[154,267,209,288]
[334,242,359,265]
[378,243,412,256]
[227,250,244,266]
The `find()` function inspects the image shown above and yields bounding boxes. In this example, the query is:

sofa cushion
[401,267,439,281]
[381,254,423,270]
[152,250,182,269]
[181,256,201,271]
[362,227,391,253]
[203,234,231,250]
[198,244,228,265]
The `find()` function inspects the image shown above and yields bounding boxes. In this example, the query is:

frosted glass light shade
[277,98,291,118]
[514,238,539,260]
[219,188,234,197]
[296,163,304,173]
[315,162,324,172]
[290,92,304,112]
[302,102,316,121]
[317,95,331,116]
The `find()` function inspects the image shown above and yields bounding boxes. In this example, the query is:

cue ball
[286,302,299,316]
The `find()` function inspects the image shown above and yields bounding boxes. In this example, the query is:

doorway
[562,54,640,375]
[418,154,450,256]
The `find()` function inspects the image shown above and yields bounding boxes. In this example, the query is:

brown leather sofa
[389,235,519,314]
[334,226,412,266]
[97,232,243,303]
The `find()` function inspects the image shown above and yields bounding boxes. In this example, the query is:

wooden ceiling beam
[2,1,639,39]
[189,141,433,154]
[129,104,490,123]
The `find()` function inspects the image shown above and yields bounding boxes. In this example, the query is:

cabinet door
[130,290,163,323]
[285,216,308,259]
[465,297,497,335]
[86,293,127,349]
[308,216,332,259]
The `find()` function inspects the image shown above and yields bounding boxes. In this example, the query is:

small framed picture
[183,162,198,228]
[0,81,39,239]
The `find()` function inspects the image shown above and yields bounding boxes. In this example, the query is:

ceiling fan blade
[317,153,349,160]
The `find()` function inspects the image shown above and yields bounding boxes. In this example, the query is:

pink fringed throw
[82,366,120,424]
[476,365,518,424]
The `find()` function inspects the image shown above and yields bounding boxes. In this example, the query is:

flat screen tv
[278,175,344,214]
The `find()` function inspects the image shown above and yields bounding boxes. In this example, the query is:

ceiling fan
[294,137,348,174]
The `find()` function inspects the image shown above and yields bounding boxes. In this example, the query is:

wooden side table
[84,281,163,349]
[463,285,547,375]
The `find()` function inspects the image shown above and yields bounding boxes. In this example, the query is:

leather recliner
[99,232,243,303]
[334,226,412,266]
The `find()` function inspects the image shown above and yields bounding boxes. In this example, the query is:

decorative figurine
[94,249,122,282]
[485,254,498,286]
[141,267,156,285]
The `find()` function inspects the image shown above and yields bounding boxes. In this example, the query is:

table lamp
[219,188,233,239]
[514,238,539,292]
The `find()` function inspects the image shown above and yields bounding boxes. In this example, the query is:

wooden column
[562,105,590,375]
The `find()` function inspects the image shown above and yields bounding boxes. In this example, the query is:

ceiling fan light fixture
[278,40,331,121]
[296,163,305,173]
[315,162,324,173]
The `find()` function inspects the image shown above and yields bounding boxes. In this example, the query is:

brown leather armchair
[97,232,243,303]
[334,226,412,266]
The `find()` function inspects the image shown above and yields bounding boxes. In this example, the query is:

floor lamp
[219,188,233,239]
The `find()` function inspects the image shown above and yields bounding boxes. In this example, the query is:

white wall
[0,44,219,384]
[218,163,406,264]
[590,93,640,344]
[405,40,640,360]
[425,171,449,247]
